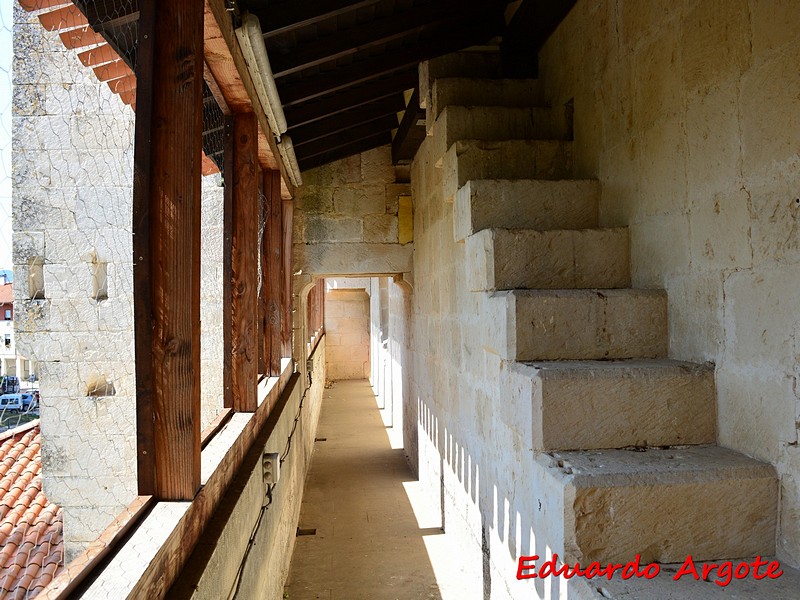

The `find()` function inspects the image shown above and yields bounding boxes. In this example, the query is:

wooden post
[230,113,259,412]
[133,0,204,500]
[222,116,234,409]
[257,173,268,376]
[265,170,283,376]
[282,200,294,358]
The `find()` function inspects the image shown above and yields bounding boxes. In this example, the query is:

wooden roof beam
[283,69,417,127]
[298,131,392,172]
[294,114,399,158]
[288,94,405,145]
[392,87,426,164]
[278,15,504,105]
[204,0,295,198]
[269,0,483,78]
[254,0,384,39]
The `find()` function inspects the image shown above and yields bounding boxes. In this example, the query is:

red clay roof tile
[0,422,63,599]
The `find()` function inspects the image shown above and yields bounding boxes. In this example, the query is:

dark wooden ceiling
[68,0,576,174]
[238,0,512,171]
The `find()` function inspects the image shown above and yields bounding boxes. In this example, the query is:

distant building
[0,277,37,386]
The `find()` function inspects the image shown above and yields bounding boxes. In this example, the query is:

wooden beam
[298,130,392,172]
[289,94,405,145]
[222,117,234,409]
[270,0,488,78]
[230,113,260,413]
[73,0,140,31]
[266,170,283,376]
[203,0,295,197]
[284,69,418,127]
[391,87,426,164]
[278,17,503,105]
[282,200,294,358]
[254,0,383,38]
[133,0,204,500]
[120,366,296,599]
[295,114,399,158]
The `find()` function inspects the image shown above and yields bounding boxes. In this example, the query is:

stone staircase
[422,51,780,586]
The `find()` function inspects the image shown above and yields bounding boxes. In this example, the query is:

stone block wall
[13,5,137,561]
[12,5,225,559]
[324,288,369,380]
[537,0,800,566]
[293,146,413,276]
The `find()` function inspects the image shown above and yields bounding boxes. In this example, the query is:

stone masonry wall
[13,5,225,559]
[13,4,137,561]
[324,288,369,380]
[537,0,800,566]
[293,146,413,277]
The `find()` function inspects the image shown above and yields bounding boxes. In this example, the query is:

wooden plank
[258,174,268,376]
[73,0,140,31]
[200,408,234,449]
[391,87,426,163]
[282,200,294,358]
[289,94,405,145]
[132,0,204,500]
[298,131,392,171]
[126,367,296,599]
[222,116,234,409]
[269,0,485,78]
[284,69,417,127]
[278,17,503,105]
[254,0,383,38]
[296,114,399,158]
[203,0,295,196]
[230,112,260,413]
[36,496,155,600]
[265,170,283,376]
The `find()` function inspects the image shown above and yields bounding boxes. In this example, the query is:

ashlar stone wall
[537,0,800,567]
[293,146,413,277]
[324,287,370,380]
[12,5,225,560]
[13,5,138,561]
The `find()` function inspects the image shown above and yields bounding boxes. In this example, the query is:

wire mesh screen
[6,1,230,594]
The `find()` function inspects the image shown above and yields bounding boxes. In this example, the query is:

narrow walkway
[284,380,455,600]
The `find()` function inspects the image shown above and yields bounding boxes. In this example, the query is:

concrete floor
[284,380,473,600]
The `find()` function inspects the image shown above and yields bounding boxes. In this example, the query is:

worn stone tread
[454,178,599,241]
[466,227,630,291]
[510,359,716,450]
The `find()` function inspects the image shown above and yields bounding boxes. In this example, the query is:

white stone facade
[12,5,225,560]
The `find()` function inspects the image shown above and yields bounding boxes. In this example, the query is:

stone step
[539,445,778,564]
[442,139,572,201]
[430,106,564,163]
[486,289,668,361]
[510,359,716,450]
[419,51,503,109]
[569,555,800,599]
[429,77,544,122]
[454,179,599,242]
[466,228,630,291]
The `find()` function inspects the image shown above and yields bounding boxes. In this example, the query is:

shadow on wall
[416,397,569,600]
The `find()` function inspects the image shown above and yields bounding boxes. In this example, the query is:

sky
[0,2,11,272]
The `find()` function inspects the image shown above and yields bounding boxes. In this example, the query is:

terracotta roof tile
[0,423,63,599]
